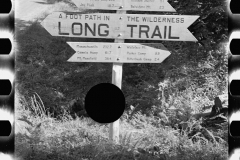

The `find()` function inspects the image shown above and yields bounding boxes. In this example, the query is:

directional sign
[71,0,176,12]
[67,42,171,63]
[41,12,199,41]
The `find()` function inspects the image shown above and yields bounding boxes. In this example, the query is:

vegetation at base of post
[15,0,228,159]
[15,91,227,160]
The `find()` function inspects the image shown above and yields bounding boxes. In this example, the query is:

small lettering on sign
[71,0,175,12]
[67,42,171,63]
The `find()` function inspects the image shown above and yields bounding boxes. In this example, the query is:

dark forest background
[16,0,228,122]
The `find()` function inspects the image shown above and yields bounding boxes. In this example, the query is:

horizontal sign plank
[41,12,199,41]
[67,42,171,63]
[71,0,176,12]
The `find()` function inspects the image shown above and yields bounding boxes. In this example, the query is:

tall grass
[15,91,228,160]
[15,1,228,160]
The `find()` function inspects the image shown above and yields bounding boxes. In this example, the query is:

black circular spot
[230,121,240,137]
[0,79,12,96]
[0,38,12,55]
[230,39,240,55]
[230,80,240,96]
[0,120,11,136]
[0,0,12,14]
[85,83,125,124]
[230,0,240,14]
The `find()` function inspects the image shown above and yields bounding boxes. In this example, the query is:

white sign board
[71,0,176,12]
[41,12,199,41]
[67,42,171,63]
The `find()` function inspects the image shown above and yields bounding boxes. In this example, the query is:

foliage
[16,0,228,119]
[15,94,228,160]
[15,0,228,159]
[124,0,228,116]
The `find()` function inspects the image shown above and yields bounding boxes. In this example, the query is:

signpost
[71,0,176,12]
[67,42,171,63]
[110,9,125,144]
[41,0,199,144]
[41,12,199,41]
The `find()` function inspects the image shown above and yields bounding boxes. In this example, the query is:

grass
[15,91,228,160]
[15,1,228,160]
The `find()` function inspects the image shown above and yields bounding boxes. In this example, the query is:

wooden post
[109,9,126,144]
